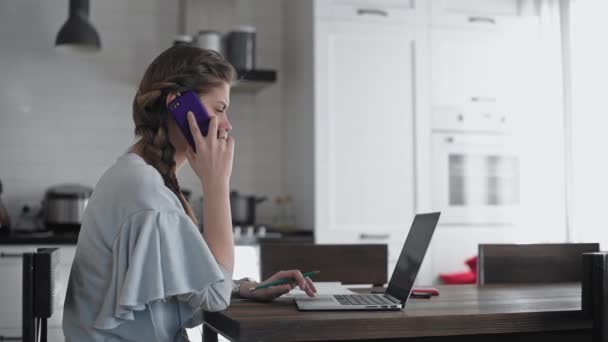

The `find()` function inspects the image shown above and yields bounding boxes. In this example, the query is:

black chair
[582,252,608,342]
[478,243,600,285]
[22,248,60,342]
[259,243,388,286]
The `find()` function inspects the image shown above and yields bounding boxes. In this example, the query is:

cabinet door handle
[0,252,22,258]
[359,233,390,240]
[357,8,389,17]
[468,16,496,25]
[471,96,497,103]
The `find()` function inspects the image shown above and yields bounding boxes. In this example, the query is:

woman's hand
[239,270,317,301]
[186,111,235,272]
[185,112,234,193]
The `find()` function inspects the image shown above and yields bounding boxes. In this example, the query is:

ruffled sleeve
[93,209,227,330]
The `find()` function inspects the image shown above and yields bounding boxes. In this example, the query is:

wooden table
[202,283,593,341]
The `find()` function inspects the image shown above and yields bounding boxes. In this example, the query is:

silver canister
[196,30,222,54]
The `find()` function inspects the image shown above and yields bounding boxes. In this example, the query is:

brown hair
[133,45,236,224]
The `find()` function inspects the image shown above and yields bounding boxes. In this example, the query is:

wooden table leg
[203,323,218,342]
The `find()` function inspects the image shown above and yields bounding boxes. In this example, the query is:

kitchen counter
[259,232,314,244]
[0,229,314,245]
[0,231,78,245]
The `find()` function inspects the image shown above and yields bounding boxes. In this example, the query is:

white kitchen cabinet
[0,246,34,330]
[315,0,417,23]
[0,328,20,341]
[430,0,539,28]
[314,19,417,256]
[430,8,542,111]
[284,0,425,281]
[0,327,64,341]
[0,328,64,342]
[0,245,75,342]
[434,0,520,15]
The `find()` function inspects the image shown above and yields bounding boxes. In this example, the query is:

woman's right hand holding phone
[185,111,235,272]
[185,112,234,192]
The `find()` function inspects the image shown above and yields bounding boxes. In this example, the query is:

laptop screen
[385,212,440,303]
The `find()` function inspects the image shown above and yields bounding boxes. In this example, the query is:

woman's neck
[129,140,147,161]
[130,140,186,170]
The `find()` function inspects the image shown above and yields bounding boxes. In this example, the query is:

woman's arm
[201,185,234,272]
[178,267,233,312]
[186,113,235,272]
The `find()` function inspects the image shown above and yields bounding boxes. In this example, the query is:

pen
[249,270,320,291]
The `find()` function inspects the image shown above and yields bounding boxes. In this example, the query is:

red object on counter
[411,287,440,296]
[439,256,478,285]
[439,271,476,284]
[465,256,478,273]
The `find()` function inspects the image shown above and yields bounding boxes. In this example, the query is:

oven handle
[359,233,390,240]
[468,16,496,25]
[357,8,389,17]
[0,252,23,259]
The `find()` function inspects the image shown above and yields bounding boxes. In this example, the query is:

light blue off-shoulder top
[62,153,232,341]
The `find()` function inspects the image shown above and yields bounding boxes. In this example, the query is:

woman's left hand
[238,270,317,301]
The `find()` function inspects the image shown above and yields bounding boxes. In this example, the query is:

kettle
[0,179,11,231]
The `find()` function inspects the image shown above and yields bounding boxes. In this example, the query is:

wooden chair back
[478,243,600,285]
[22,248,60,342]
[260,243,388,286]
[582,252,608,342]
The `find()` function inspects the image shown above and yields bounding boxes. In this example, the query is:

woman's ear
[165,92,179,107]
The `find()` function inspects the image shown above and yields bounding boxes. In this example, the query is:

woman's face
[167,82,232,158]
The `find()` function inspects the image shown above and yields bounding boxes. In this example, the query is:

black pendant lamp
[55,0,101,52]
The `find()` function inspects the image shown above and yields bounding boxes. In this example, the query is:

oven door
[432,132,519,225]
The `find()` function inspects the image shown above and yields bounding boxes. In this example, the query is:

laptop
[296,212,441,311]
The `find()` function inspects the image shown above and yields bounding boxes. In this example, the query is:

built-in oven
[431,105,520,225]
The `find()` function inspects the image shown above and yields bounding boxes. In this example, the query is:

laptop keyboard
[333,294,400,306]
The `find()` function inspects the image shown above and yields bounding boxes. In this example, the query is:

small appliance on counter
[13,204,45,234]
[0,179,10,233]
[42,184,92,233]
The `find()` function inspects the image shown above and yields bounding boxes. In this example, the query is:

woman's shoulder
[93,153,182,213]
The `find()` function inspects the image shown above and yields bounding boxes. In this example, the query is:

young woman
[62,46,316,341]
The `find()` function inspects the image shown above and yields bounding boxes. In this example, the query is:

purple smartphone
[167,90,211,151]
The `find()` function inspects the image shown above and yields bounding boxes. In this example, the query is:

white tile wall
[0,0,286,225]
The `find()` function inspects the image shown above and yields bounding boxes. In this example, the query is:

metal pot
[0,179,10,232]
[43,184,92,233]
[229,190,266,226]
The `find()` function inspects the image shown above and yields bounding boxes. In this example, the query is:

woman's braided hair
[133,45,236,224]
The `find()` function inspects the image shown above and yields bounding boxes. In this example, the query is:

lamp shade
[55,0,101,52]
